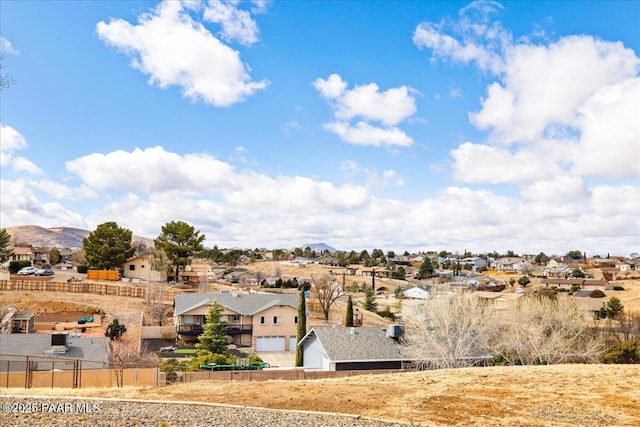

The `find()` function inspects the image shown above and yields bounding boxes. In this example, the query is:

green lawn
[174,349,197,355]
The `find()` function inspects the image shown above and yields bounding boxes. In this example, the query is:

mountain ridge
[3,225,154,249]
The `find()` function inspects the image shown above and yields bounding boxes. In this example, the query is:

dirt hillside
[5,364,639,426]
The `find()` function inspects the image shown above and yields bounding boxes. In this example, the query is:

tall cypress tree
[345,296,354,327]
[295,289,307,367]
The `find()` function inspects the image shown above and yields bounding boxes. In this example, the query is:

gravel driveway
[0,396,421,427]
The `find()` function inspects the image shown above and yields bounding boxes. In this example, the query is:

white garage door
[289,336,298,352]
[255,336,286,352]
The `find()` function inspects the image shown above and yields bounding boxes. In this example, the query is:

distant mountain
[3,225,154,249]
[301,242,337,254]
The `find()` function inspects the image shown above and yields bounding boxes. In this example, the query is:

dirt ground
[0,289,145,340]
[5,364,639,426]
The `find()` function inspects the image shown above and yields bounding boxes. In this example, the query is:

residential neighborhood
[1,0,638,424]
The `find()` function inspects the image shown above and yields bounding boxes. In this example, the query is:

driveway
[255,351,296,368]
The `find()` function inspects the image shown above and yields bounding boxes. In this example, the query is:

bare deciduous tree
[403,289,604,368]
[109,336,152,387]
[403,287,496,369]
[0,54,15,91]
[602,311,640,344]
[312,274,345,321]
[491,296,603,365]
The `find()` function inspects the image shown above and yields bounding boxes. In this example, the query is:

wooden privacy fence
[0,280,147,298]
[0,367,159,389]
[1,362,403,388]
[160,368,404,384]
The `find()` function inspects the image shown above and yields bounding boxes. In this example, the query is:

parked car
[35,268,54,276]
[17,266,38,275]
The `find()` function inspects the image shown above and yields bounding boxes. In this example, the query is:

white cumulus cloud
[12,157,44,176]
[313,74,417,147]
[65,146,236,193]
[96,0,268,107]
[1,124,27,165]
[470,36,640,144]
[519,176,590,204]
[416,3,640,191]
[203,0,266,46]
[0,37,19,55]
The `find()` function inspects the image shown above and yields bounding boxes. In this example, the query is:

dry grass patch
[4,365,639,426]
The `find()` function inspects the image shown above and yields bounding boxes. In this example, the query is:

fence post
[24,356,28,389]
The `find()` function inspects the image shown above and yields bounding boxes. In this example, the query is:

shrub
[105,319,126,340]
[601,341,640,364]
[376,305,396,321]
[189,353,235,371]
[9,260,32,273]
[589,290,606,298]
[517,276,531,287]
[247,354,263,365]
[77,265,89,274]
[160,332,175,341]
[570,285,579,292]
[613,286,625,291]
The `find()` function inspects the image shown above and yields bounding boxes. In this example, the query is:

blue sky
[1,0,639,256]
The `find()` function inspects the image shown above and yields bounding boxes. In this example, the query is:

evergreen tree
[155,221,205,283]
[295,289,307,367]
[606,297,624,320]
[345,296,354,327]
[196,302,229,356]
[83,222,135,270]
[0,229,13,264]
[417,257,434,279]
[362,286,378,312]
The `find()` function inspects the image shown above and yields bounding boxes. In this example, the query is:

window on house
[232,315,240,322]
[183,315,194,325]
[273,316,282,325]
[129,265,135,271]
[260,316,268,325]
[141,264,145,268]
[294,316,298,324]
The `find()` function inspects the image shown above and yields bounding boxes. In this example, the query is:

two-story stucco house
[123,255,167,282]
[173,293,302,352]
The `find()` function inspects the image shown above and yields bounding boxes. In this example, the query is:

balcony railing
[226,325,252,335]
[177,324,204,335]
[177,324,252,335]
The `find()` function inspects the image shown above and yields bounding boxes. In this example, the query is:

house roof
[174,293,299,316]
[12,247,34,255]
[300,327,408,363]
[572,296,608,312]
[0,334,109,368]
[13,311,35,320]
[496,257,524,265]
[405,285,430,292]
[473,291,503,300]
